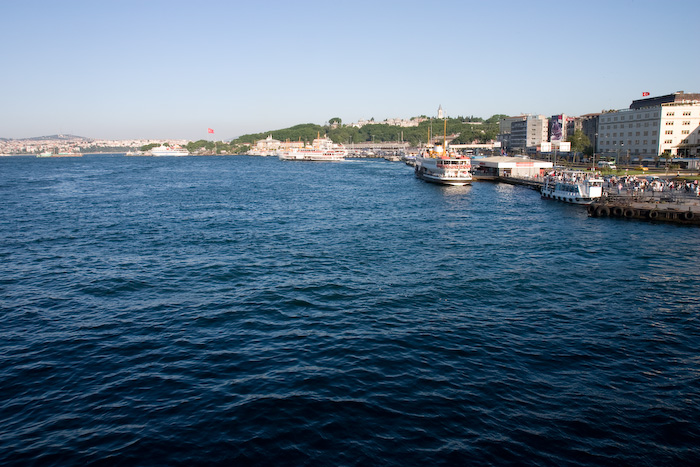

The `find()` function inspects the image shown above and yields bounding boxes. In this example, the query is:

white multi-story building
[597,91,700,160]
[509,115,549,151]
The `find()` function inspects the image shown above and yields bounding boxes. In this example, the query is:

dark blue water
[1,155,699,466]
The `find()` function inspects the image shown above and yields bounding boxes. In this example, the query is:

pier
[481,175,700,226]
[587,198,700,225]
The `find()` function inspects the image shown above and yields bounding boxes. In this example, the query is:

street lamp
[619,142,623,168]
[593,132,598,170]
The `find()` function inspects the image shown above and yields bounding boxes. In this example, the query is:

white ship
[277,135,347,161]
[415,147,472,186]
[541,171,604,205]
[150,145,189,157]
[414,118,472,186]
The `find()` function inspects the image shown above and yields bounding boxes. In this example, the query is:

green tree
[567,130,590,154]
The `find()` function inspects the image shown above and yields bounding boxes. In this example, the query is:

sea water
[1,155,698,465]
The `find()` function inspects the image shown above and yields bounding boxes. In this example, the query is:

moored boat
[541,170,603,204]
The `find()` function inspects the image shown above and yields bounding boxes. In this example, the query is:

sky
[1,0,699,141]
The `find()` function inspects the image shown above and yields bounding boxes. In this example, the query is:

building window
[644,131,648,136]
[683,111,691,116]
[666,121,674,125]
[665,130,673,135]
[643,140,648,145]
[664,140,672,144]
[682,130,690,134]
[652,140,657,145]
[666,112,675,116]
[683,121,690,125]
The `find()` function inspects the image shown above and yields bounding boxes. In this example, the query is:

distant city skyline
[2,0,698,141]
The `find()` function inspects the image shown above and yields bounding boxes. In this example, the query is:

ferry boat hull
[541,190,597,205]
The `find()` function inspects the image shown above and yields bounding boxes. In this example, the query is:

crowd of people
[606,175,700,199]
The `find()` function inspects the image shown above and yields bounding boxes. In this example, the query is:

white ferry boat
[541,171,604,205]
[415,147,472,186]
[150,145,189,157]
[414,117,472,186]
[277,135,346,161]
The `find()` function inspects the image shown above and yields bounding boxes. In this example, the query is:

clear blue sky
[2,0,698,141]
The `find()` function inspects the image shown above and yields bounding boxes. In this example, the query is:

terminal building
[472,156,553,178]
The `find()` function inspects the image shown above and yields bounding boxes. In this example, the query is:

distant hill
[1,134,90,141]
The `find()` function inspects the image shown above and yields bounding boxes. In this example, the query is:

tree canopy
[566,130,591,154]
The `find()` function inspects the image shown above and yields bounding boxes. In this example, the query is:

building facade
[597,92,700,160]
[509,115,548,151]
[578,113,600,152]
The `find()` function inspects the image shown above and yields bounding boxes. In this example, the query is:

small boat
[414,118,472,186]
[150,145,189,157]
[277,134,346,161]
[541,170,604,204]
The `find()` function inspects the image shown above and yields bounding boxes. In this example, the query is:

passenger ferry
[541,171,604,204]
[414,117,471,186]
[277,135,347,161]
[414,146,472,186]
[150,145,189,157]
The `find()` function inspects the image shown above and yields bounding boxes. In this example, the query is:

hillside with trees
[230,115,506,148]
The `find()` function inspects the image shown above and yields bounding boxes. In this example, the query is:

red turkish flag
[207,128,214,134]
[642,92,650,96]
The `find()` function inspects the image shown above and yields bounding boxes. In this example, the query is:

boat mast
[443,117,447,154]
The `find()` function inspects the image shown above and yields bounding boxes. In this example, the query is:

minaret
[437,105,444,119]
